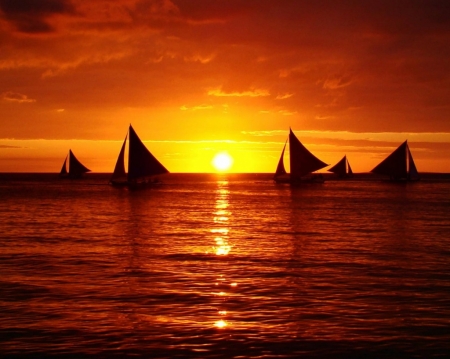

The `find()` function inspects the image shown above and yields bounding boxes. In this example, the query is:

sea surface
[1,173,450,358]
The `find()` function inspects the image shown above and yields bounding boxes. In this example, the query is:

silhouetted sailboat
[328,155,353,178]
[371,140,419,181]
[274,128,328,183]
[60,150,91,178]
[110,124,169,187]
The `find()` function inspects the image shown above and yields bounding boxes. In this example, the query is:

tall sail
[274,139,287,177]
[60,155,68,176]
[289,129,328,179]
[110,134,127,182]
[68,150,91,177]
[127,125,169,181]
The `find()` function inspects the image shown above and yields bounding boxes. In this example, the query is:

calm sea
[1,173,450,358]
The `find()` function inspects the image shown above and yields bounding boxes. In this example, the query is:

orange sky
[1,0,450,173]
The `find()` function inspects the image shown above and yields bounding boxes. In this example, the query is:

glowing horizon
[1,1,450,173]
[1,128,450,173]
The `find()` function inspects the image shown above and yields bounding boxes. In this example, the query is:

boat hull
[274,174,325,184]
[110,178,163,189]
[387,177,420,183]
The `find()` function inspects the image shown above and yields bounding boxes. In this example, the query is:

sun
[212,152,233,172]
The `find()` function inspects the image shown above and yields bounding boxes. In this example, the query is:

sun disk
[212,152,233,172]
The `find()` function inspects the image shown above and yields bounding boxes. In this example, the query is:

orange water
[1,173,449,357]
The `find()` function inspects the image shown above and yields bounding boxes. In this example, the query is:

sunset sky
[1,0,449,173]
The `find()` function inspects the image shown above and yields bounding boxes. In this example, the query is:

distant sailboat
[274,128,328,183]
[110,124,169,187]
[60,150,91,178]
[371,140,419,181]
[328,155,353,178]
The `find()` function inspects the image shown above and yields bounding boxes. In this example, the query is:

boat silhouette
[60,150,91,178]
[328,155,353,178]
[371,140,419,181]
[274,128,328,184]
[110,124,169,188]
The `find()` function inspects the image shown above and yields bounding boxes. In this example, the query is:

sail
[347,160,353,175]
[127,125,169,181]
[371,141,407,178]
[110,134,127,182]
[60,155,68,175]
[328,155,347,176]
[274,139,287,177]
[289,129,328,178]
[407,145,419,180]
[68,150,91,177]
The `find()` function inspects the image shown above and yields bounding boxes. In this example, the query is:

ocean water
[1,173,449,358]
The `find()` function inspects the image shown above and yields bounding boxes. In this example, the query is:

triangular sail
[128,125,169,181]
[60,155,68,175]
[347,160,353,175]
[289,129,328,178]
[275,139,287,177]
[110,134,127,182]
[68,150,91,177]
[371,141,407,178]
[328,155,347,176]
[407,145,419,180]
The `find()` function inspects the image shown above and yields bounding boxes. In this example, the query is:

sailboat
[60,150,91,178]
[110,124,169,187]
[328,155,353,178]
[371,140,419,181]
[274,128,328,183]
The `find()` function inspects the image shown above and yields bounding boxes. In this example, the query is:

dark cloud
[169,0,450,46]
[0,0,75,33]
[171,0,256,22]
[1,1,450,135]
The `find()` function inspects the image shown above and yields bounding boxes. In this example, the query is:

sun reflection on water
[212,180,232,257]
[210,179,233,329]
[214,319,228,328]
[214,237,231,255]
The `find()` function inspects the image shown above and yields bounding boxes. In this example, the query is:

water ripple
[0,174,449,357]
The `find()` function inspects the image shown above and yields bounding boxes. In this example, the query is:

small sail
[60,155,68,176]
[110,134,127,182]
[347,159,353,175]
[371,141,407,179]
[128,125,169,181]
[68,150,91,178]
[274,139,287,177]
[328,155,347,176]
[289,129,328,178]
[407,144,419,180]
